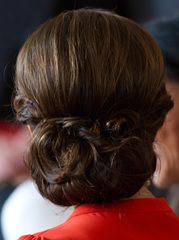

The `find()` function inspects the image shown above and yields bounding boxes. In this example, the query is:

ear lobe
[155,123,167,142]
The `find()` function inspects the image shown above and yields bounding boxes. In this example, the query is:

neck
[130,185,154,200]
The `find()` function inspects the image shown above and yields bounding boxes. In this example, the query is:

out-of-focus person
[146,15,179,214]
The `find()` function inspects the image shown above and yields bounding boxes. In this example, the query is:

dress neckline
[67,198,171,221]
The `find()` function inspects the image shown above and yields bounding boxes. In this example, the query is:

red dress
[19,198,179,240]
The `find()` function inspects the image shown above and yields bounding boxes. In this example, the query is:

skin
[154,79,179,187]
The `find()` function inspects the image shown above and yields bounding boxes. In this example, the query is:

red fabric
[19,198,179,240]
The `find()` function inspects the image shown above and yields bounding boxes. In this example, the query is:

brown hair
[14,9,172,206]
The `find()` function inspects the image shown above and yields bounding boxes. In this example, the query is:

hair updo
[14,9,173,206]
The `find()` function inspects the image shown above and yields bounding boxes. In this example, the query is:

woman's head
[14,9,172,206]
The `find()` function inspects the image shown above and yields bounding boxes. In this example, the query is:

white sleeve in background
[1,180,73,240]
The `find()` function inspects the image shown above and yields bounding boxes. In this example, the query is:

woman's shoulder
[18,229,50,240]
[17,221,72,240]
[18,235,38,240]
[18,235,59,240]
[18,199,179,240]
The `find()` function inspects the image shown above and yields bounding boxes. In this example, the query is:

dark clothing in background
[0,185,15,240]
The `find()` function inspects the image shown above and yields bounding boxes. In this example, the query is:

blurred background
[1,1,179,240]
